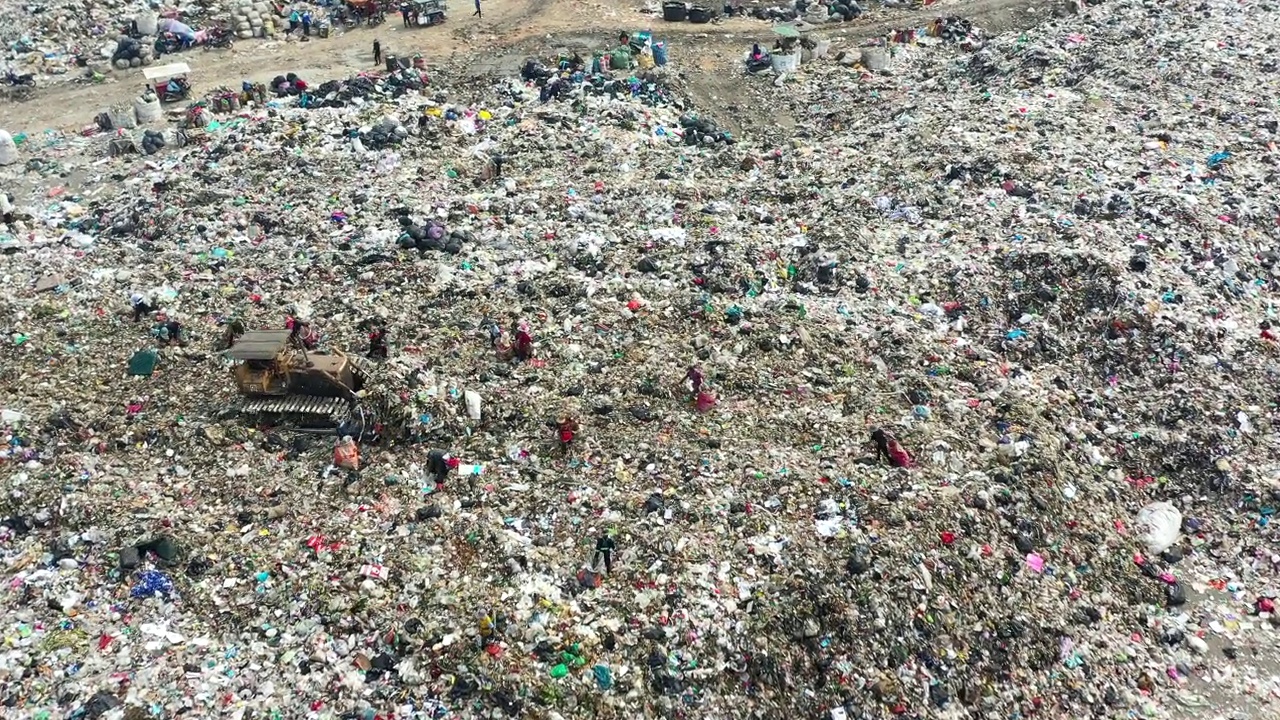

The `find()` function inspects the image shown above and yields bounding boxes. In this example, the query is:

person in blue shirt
[301,10,312,35]
[472,0,481,18]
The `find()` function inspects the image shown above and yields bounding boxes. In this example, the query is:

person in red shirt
[287,316,319,350]
[367,326,388,358]
[514,328,533,362]
[558,416,579,452]
[871,428,914,468]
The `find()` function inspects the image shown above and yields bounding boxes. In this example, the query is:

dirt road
[0,0,1043,133]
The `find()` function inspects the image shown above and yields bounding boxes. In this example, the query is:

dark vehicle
[204,27,235,50]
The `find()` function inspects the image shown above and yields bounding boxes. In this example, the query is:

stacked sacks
[938,16,976,43]
[827,1,862,20]
[751,6,799,21]
[231,0,277,39]
[304,71,425,109]
[111,36,154,70]
[383,69,427,97]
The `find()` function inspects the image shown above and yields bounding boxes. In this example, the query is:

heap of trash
[1,0,1280,717]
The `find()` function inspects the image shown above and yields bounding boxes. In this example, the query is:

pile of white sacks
[229,0,279,39]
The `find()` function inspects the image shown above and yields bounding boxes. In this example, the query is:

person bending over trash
[427,448,459,491]
[871,428,914,468]
[514,326,533,362]
[154,315,183,346]
[557,415,579,453]
[130,292,155,322]
[685,365,704,394]
[221,318,245,350]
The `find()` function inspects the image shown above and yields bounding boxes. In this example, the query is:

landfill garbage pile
[307,69,430,108]
[520,59,679,108]
[2,0,1280,718]
[1,0,279,80]
[0,1,215,78]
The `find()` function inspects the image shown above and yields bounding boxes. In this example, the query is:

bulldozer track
[239,394,350,418]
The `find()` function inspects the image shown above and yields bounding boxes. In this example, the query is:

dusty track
[0,0,1043,132]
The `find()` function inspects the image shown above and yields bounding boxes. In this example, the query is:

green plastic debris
[593,664,613,690]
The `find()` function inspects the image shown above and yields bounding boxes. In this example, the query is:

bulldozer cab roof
[228,329,293,360]
[306,354,348,373]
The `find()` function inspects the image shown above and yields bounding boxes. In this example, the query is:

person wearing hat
[427,448,459,491]
[156,314,183,346]
[130,291,155,323]
[334,435,361,488]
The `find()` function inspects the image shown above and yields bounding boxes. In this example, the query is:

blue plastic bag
[130,570,175,599]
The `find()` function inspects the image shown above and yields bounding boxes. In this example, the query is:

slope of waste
[1,0,1280,718]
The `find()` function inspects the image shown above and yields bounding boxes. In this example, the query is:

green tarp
[127,349,159,376]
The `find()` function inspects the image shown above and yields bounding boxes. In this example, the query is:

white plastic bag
[1135,502,1181,554]
[134,96,162,124]
[0,130,17,166]
[464,390,482,420]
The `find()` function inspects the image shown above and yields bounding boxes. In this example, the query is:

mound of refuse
[0,1,1279,718]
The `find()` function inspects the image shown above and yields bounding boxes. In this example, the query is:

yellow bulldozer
[227,329,380,433]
